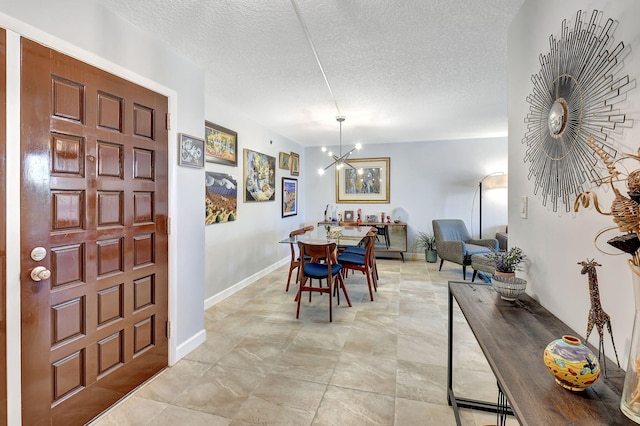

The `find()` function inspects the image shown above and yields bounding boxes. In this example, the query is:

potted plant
[486,246,526,277]
[415,231,437,263]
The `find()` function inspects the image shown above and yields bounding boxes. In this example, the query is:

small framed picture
[279,152,291,170]
[344,210,355,221]
[179,133,205,168]
[282,177,298,217]
[290,152,300,176]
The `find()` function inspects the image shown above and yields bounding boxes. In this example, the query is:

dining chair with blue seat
[297,241,351,322]
[337,232,377,301]
[342,227,379,281]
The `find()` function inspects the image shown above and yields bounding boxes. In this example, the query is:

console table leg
[497,383,509,426]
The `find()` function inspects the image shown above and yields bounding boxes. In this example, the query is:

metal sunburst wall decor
[522,10,634,212]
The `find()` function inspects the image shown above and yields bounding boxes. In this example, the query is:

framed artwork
[344,210,354,221]
[279,152,291,170]
[336,157,390,203]
[205,172,238,224]
[290,152,300,176]
[178,133,205,168]
[282,177,298,217]
[243,148,276,202]
[205,121,238,166]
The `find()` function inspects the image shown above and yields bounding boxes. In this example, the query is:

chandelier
[318,116,362,175]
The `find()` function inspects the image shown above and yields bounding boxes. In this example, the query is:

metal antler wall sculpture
[579,259,620,374]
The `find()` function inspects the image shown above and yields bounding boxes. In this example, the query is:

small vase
[620,264,640,423]
[425,249,437,263]
[543,335,600,391]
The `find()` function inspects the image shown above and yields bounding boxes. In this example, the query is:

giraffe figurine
[579,259,621,375]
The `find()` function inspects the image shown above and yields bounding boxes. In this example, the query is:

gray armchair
[432,219,498,279]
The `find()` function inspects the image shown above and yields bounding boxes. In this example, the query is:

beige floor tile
[396,360,448,405]
[270,342,340,384]
[89,396,167,425]
[292,322,351,351]
[453,368,500,404]
[329,351,397,396]
[342,323,398,358]
[217,335,288,374]
[231,375,326,425]
[136,359,212,403]
[397,332,448,367]
[147,405,231,426]
[183,330,244,364]
[172,365,265,418]
[312,385,395,426]
[395,398,458,425]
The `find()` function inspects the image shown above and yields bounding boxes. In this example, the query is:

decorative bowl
[491,275,527,301]
[543,335,600,391]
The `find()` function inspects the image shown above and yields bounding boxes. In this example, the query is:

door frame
[0,27,6,426]
[4,30,179,425]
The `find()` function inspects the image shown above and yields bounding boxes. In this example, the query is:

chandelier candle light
[318,116,362,175]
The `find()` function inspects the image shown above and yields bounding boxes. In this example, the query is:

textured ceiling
[94,0,524,146]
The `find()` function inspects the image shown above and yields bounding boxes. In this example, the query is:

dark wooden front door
[20,38,169,425]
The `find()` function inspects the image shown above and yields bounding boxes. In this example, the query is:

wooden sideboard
[447,281,634,425]
[318,221,407,261]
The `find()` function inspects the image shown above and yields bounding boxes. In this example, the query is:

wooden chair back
[298,241,337,272]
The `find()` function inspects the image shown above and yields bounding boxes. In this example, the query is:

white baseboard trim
[175,328,207,363]
[204,257,289,310]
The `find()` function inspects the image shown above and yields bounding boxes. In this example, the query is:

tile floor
[91,259,519,425]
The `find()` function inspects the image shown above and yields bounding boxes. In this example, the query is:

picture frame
[178,133,205,168]
[366,215,378,223]
[205,121,238,166]
[243,148,276,202]
[290,152,300,176]
[344,210,354,222]
[205,172,238,224]
[282,177,298,217]
[279,152,291,170]
[336,157,390,203]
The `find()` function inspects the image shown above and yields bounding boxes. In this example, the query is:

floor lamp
[479,172,507,239]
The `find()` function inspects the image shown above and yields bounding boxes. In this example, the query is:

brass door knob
[30,266,51,282]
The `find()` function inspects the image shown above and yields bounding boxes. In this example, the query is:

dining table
[279,225,372,247]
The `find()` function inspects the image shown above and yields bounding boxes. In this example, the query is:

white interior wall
[509,0,640,369]
[304,137,508,257]
[202,94,307,304]
[0,1,207,422]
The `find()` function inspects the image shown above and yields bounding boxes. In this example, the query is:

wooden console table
[447,281,634,425]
